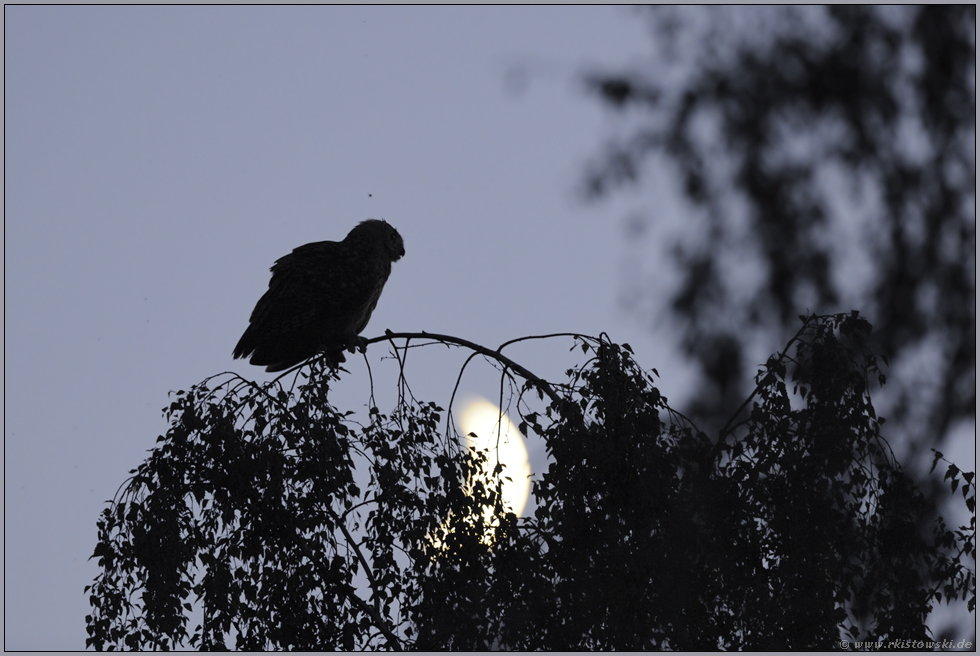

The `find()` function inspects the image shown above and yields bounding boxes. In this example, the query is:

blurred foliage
[87,314,974,649]
[583,6,974,448]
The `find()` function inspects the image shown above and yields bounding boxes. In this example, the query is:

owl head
[348,219,405,262]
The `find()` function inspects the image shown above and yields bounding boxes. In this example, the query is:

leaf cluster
[583,5,974,449]
[86,313,974,650]
[86,360,480,650]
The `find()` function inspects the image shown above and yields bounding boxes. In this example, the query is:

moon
[460,397,531,517]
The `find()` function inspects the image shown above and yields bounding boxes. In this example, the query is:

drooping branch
[325,506,391,639]
[361,331,568,408]
[715,315,815,444]
[294,530,403,651]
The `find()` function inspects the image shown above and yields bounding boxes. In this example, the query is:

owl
[233,219,405,372]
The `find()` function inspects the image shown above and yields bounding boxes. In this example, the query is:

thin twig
[369,331,564,407]
[716,315,815,444]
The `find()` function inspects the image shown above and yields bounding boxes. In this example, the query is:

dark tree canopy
[582,6,975,449]
[87,315,974,650]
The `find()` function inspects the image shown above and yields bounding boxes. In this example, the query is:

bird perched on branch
[233,219,405,372]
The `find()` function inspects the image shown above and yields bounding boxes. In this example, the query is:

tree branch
[716,315,815,446]
[294,529,403,651]
[364,331,566,408]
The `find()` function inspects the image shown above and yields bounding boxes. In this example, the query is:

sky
[3,6,693,649]
[4,6,973,650]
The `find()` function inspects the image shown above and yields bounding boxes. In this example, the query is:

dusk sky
[4,7,689,649]
[4,6,972,649]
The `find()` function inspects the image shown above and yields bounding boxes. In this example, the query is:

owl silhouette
[233,219,405,372]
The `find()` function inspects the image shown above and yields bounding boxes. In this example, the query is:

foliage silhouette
[86,314,974,650]
[582,6,974,449]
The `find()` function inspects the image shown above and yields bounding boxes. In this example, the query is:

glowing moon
[460,398,531,517]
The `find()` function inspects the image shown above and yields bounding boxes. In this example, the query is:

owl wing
[233,239,391,371]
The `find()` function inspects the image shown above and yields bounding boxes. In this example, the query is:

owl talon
[345,335,369,354]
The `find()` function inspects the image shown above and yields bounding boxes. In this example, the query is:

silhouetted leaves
[87,315,974,650]
[584,6,975,449]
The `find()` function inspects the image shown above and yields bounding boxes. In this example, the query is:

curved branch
[366,331,566,408]
[496,332,595,351]
[716,315,815,444]
[446,349,484,444]
[328,507,384,612]
[294,528,403,651]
